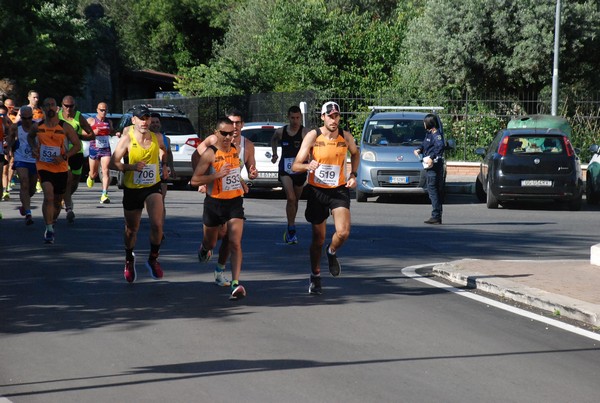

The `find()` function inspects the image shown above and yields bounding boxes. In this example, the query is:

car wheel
[356,190,368,202]
[486,180,499,209]
[586,174,599,205]
[475,176,486,202]
[569,194,583,211]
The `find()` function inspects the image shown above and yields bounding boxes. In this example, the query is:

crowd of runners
[1,95,360,300]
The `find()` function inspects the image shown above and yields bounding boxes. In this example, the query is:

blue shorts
[89,146,111,160]
[13,161,37,176]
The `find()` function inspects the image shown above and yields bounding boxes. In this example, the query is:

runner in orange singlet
[191,117,248,301]
[27,98,81,244]
[292,101,359,295]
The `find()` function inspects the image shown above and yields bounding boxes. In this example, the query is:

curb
[445,182,474,194]
[432,262,600,327]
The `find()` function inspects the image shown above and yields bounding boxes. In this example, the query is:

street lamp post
[551,0,561,116]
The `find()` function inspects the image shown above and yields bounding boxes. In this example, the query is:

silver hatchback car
[356,106,453,202]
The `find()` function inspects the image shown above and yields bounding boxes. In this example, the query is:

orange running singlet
[308,129,348,188]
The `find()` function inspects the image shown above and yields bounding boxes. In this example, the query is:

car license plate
[258,172,278,179]
[171,144,179,152]
[521,180,552,187]
[389,176,409,184]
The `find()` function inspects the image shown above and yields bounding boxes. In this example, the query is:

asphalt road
[1,186,600,402]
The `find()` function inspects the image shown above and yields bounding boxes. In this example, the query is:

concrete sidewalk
[432,259,600,327]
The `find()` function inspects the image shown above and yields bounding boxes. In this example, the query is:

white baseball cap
[321,101,340,116]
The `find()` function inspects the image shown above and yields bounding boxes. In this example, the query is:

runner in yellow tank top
[122,125,162,189]
[292,101,359,295]
[191,117,248,301]
[110,105,168,283]
[27,97,81,244]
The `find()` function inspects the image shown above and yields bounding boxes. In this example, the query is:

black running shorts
[122,183,162,211]
[203,195,245,227]
[304,184,350,224]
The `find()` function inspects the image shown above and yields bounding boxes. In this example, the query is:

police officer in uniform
[414,113,445,224]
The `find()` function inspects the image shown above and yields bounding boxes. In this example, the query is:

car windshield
[364,119,427,146]
[508,135,564,155]
[242,127,276,147]
[159,117,195,136]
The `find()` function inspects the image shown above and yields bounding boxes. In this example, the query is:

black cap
[131,105,150,118]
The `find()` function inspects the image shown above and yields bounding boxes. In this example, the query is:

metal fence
[124,90,600,161]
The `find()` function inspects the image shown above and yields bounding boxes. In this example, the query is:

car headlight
[362,151,376,161]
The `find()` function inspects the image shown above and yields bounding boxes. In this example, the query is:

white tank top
[14,124,36,163]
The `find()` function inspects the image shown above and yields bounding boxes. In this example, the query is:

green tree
[176,0,408,97]
[96,0,235,72]
[0,0,95,100]
[397,0,600,96]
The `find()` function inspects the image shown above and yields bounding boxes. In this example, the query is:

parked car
[113,105,200,186]
[240,122,284,189]
[585,144,600,204]
[355,106,455,202]
[475,124,583,210]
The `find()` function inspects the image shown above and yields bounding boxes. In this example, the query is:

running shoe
[326,244,341,277]
[66,209,75,223]
[145,259,164,280]
[198,246,212,263]
[44,230,55,244]
[25,214,34,226]
[124,253,137,283]
[100,194,110,204]
[214,270,231,287]
[229,284,246,301]
[86,175,94,188]
[36,181,42,193]
[283,230,298,245]
[2,191,9,201]
[309,275,322,295]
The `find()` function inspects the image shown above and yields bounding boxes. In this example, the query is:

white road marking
[402,263,600,342]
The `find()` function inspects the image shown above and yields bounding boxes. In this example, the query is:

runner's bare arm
[292,129,318,173]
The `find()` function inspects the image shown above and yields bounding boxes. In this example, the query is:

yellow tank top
[207,145,244,199]
[36,122,69,173]
[308,129,348,188]
[123,127,161,189]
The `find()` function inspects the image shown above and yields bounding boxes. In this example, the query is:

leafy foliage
[0,0,95,100]
[176,0,407,97]
[399,0,600,97]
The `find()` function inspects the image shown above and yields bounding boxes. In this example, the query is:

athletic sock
[216,263,226,272]
[150,243,160,260]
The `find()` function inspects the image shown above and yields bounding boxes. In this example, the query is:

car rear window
[242,127,276,146]
[507,135,564,155]
[364,119,426,146]
[160,117,195,136]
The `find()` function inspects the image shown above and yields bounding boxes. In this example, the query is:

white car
[240,122,285,189]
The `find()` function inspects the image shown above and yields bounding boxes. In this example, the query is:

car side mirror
[445,139,456,150]
[589,144,599,154]
[475,147,486,158]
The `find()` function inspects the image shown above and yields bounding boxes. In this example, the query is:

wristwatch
[350,171,357,178]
